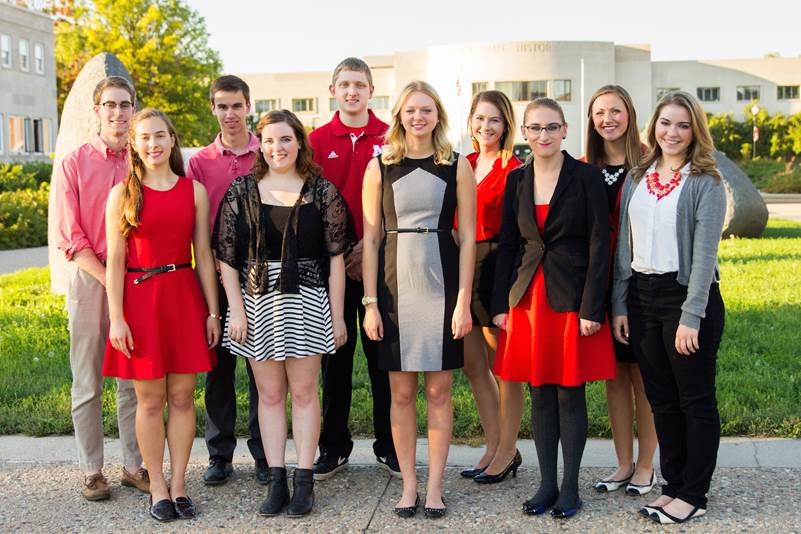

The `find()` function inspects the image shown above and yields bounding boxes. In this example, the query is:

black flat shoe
[551,498,582,519]
[460,465,487,478]
[649,505,706,524]
[149,496,177,522]
[473,449,522,484]
[522,492,559,515]
[393,494,419,518]
[424,496,446,519]
[173,496,196,519]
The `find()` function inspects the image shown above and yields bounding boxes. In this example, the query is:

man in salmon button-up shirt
[54,76,148,501]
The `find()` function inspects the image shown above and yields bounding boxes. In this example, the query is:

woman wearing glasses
[492,97,615,519]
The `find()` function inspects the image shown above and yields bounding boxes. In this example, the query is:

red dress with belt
[103,177,216,379]
[493,204,616,386]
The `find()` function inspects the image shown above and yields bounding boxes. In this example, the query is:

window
[8,116,24,153]
[697,87,720,102]
[34,43,43,74]
[495,80,547,101]
[656,87,680,101]
[736,85,760,101]
[0,113,4,154]
[291,98,315,113]
[19,39,29,72]
[777,85,800,100]
[553,80,572,102]
[254,99,279,114]
[329,97,338,112]
[471,82,488,95]
[1,34,10,68]
[42,119,52,153]
[369,96,389,109]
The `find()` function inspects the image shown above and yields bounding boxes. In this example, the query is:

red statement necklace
[645,169,682,200]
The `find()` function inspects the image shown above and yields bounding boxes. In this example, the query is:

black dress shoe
[255,459,270,485]
[474,449,522,484]
[287,468,315,517]
[259,467,290,517]
[149,497,177,522]
[173,496,196,519]
[424,496,447,519]
[203,457,233,486]
[460,465,487,478]
[393,494,419,518]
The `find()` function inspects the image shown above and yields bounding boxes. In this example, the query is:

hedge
[0,162,53,193]
[0,183,49,250]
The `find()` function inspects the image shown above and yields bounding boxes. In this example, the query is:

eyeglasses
[524,123,563,136]
[100,101,134,111]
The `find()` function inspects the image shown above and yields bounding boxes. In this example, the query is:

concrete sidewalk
[1,436,800,532]
[0,245,47,275]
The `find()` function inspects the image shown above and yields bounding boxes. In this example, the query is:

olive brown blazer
[490,151,610,323]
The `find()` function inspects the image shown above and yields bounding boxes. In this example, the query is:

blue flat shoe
[551,498,582,519]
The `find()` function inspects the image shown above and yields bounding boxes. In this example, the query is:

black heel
[474,449,522,484]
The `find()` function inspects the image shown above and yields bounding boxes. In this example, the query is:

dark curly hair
[252,110,321,183]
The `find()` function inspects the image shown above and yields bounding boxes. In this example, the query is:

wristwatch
[361,296,378,306]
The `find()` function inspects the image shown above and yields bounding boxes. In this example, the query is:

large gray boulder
[47,53,133,294]
[715,150,769,238]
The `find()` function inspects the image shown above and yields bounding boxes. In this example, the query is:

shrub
[0,183,49,250]
[0,162,52,193]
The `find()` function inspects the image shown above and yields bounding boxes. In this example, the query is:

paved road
[1,436,800,533]
[0,245,47,275]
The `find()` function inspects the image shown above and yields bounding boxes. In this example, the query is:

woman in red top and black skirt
[584,85,658,497]
[492,98,616,519]
[457,91,525,484]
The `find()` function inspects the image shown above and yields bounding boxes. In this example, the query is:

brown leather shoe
[82,473,111,501]
[121,467,150,493]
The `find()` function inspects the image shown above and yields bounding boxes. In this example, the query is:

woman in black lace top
[213,110,351,517]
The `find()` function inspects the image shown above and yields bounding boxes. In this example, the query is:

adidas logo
[328,150,339,159]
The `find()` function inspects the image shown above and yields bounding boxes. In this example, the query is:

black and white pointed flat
[593,463,634,492]
[626,469,657,496]
[649,505,706,524]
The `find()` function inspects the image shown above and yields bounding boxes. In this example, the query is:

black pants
[628,272,724,509]
[204,280,264,462]
[319,277,394,458]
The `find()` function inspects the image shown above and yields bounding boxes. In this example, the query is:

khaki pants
[66,264,141,473]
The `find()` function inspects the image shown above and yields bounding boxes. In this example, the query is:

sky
[186,0,801,74]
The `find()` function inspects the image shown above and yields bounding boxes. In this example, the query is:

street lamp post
[751,103,760,160]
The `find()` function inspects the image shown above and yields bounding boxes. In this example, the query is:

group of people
[54,56,726,526]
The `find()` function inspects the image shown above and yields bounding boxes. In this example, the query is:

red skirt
[494,267,616,386]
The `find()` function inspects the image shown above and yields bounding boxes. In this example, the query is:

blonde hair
[331,57,372,86]
[468,90,516,168]
[632,91,722,181]
[119,108,184,237]
[584,85,643,169]
[381,81,453,166]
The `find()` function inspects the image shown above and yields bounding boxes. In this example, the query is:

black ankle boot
[287,468,315,517]
[258,467,289,516]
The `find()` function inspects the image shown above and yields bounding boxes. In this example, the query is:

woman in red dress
[584,85,657,496]
[104,108,220,522]
[492,98,615,519]
[457,91,525,484]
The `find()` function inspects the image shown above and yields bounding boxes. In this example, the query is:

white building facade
[239,41,801,156]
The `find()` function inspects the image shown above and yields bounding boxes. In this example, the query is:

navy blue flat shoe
[551,498,582,519]
[522,492,558,515]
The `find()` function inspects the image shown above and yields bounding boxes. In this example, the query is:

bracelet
[209,313,222,320]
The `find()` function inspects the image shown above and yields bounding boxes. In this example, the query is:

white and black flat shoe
[594,463,634,492]
[649,506,706,524]
[626,469,657,496]
[637,505,658,518]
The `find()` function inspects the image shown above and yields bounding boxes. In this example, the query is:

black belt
[385,227,450,234]
[128,263,192,284]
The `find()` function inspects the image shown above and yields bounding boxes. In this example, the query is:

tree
[54,0,222,146]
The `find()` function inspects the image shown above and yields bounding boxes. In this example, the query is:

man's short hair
[331,57,373,87]
[92,76,136,105]
[210,75,251,105]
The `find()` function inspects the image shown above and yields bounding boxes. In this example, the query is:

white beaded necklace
[602,166,625,186]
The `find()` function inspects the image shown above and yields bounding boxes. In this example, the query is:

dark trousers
[204,280,264,462]
[319,277,394,458]
[628,272,724,509]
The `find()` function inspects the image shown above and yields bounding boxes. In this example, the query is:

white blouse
[629,163,691,274]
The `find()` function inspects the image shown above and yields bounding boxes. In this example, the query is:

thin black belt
[385,227,450,234]
[128,263,192,284]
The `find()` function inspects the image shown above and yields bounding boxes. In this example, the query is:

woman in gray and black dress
[363,80,476,519]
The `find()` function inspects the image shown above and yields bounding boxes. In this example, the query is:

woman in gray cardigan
[611,91,726,525]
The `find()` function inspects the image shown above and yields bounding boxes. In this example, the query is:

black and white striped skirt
[222,264,335,361]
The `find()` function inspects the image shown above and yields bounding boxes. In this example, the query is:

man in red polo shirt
[308,58,398,480]
[54,76,148,501]
[186,75,267,486]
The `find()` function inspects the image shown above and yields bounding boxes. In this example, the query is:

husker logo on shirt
[372,144,383,157]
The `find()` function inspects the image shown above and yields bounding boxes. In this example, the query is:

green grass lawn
[1,219,800,439]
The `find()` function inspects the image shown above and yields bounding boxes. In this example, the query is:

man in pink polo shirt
[54,76,148,501]
[308,58,398,480]
[186,75,266,486]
